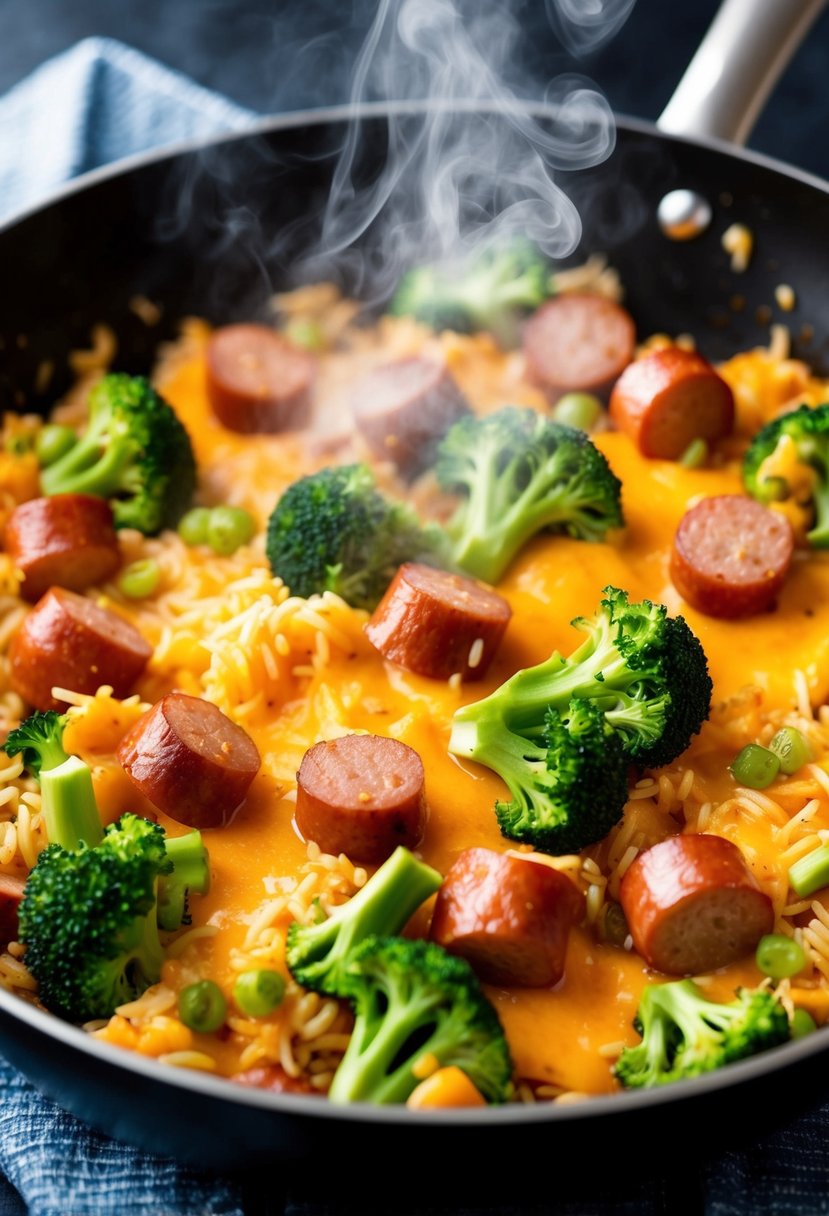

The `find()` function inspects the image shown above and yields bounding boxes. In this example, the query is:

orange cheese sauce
[18,312,829,1096]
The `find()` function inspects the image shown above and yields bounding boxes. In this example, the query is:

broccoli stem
[157,831,210,932]
[41,419,132,499]
[808,475,829,546]
[39,756,103,851]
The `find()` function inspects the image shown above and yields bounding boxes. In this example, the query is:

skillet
[1,0,829,1170]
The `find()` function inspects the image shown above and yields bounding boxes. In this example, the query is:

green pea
[599,901,629,948]
[791,1009,817,1039]
[206,506,256,556]
[285,318,326,352]
[679,438,708,469]
[757,475,789,503]
[769,726,812,776]
[233,969,286,1018]
[117,558,160,600]
[177,507,212,546]
[552,392,602,432]
[755,933,806,979]
[35,424,77,466]
[729,743,780,789]
[178,980,227,1033]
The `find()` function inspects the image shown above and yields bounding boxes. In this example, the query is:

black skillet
[1,0,829,1172]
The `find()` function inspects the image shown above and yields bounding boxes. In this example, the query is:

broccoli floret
[456,698,628,854]
[266,464,440,611]
[328,936,513,1105]
[156,830,211,932]
[743,403,829,545]
[19,813,172,1022]
[4,711,102,851]
[286,846,441,995]
[453,586,711,774]
[40,374,196,535]
[389,240,553,348]
[435,407,623,583]
[614,980,791,1089]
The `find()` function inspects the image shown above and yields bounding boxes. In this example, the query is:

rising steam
[545,0,638,56]
[305,0,619,300]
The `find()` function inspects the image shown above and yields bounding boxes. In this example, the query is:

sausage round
[609,347,735,459]
[429,847,584,987]
[365,562,511,681]
[117,692,261,829]
[670,495,794,618]
[351,357,471,477]
[619,834,774,976]
[9,587,152,711]
[0,875,25,946]
[295,734,427,863]
[231,1065,317,1095]
[206,324,316,433]
[6,494,120,602]
[523,293,636,403]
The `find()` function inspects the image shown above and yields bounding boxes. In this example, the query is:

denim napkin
[2,33,829,1216]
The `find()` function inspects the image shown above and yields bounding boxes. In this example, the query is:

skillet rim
[2,95,829,1132]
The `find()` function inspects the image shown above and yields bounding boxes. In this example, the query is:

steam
[304,0,619,300]
[545,0,638,56]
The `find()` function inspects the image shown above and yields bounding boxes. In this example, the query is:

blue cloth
[2,34,829,1216]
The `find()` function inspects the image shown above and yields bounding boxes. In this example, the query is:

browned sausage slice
[117,692,261,829]
[429,847,584,987]
[0,875,25,945]
[365,562,511,681]
[206,324,315,433]
[9,588,152,711]
[523,294,636,403]
[619,834,773,976]
[670,495,794,619]
[295,734,426,863]
[6,495,120,603]
[231,1065,317,1095]
[609,347,734,459]
[351,357,471,477]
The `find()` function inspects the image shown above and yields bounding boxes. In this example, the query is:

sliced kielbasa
[609,347,734,459]
[295,734,426,863]
[117,692,260,829]
[351,357,471,477]
[231,1065,317,1095]
[6,495,120,603]
[523,293,636,403]
[365,562,511,682]
[670,495,794,619]
[619,834,773,976]
[9,588,152,711]
[206,324,316,434]
[0,875,25,945]
[429,847,584,987]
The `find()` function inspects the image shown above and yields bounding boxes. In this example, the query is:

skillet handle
[658,0,826,146]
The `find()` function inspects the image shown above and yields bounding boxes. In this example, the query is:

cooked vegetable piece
[327,936,513,1105]
[670,496,794,619]
[265,464,440,611]
[365,562,511,681]
[117,558,161,600]
[117,693,260,830]
[177,507,212,546]
[788,844,829,897]
[156,830,211,933]
[286,846,441,995]
[743,403,829,546]
[4,710,102,849]
[614,979,790,1089]
[435,407,623,584]
[406,1065,487,1108]
[206,506,256,555]
[551,392,602,431]
[35,424,76,467]
[791,1009,817,1038]
[524,294,636,402]
[429,847,584,985]
[609,348,734,460]
[40,374,196,535]
[233,969,286,1017]
[179,979,227,1033]
[755,934,806,979]
[679,438,709,469]
[9,587,152,712]
[730,743,780,789]
[389,240,553,347]
[769,726,812,774]
[295,734,427,863]
[619,835,773,975]
[5,494,120,601]
[19,814,172,1022]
